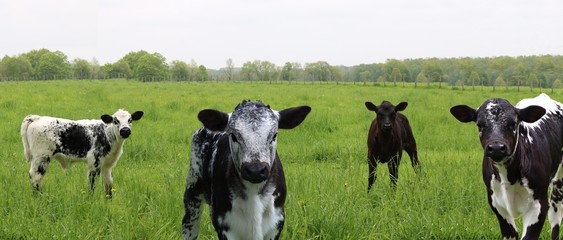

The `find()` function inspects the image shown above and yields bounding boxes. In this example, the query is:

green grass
[1,80,562,239]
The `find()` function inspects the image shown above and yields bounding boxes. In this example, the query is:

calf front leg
[405,146,421,175]
[101,167,114,198]
[182,184,204,240]
[29,156,51,193]
[489,196,518,239]
[388,154,401,191]
[87,166,101,194]
[367,154,377,193]
[550,166,563,240]
[182,160,205,240]
[522,197,548,240]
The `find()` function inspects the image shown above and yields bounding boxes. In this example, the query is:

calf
[450,93,563,239]
[365,100,420,192]
[182,100,311,240]
[20,109,144,197]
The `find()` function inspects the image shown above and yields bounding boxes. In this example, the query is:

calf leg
[87,166,101,194]
[367,154,377,193]
[522,197,548,240]
[404,144,421,175]
[489,195,518,239]
[29,156,50,193]
[182,158,205,240]
[101,167,114,198]
[388,154,400,190]
[549,164,563,240]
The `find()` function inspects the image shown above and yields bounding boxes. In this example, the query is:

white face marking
[227,103,279,178]
[113,109,133,132]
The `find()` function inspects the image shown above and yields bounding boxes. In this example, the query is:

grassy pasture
[1,80,562,239]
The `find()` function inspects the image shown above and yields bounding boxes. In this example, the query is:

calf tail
[21,115,40,163]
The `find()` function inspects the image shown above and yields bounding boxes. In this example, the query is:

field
[1,80,562,239]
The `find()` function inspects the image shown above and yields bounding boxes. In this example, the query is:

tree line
[1,49,562,90]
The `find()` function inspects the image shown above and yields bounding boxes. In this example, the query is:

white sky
[1,0,562,69]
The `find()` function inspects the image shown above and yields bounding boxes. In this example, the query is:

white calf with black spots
[451,93,563,239]
[20,109,143,198]
[182,100,311,240]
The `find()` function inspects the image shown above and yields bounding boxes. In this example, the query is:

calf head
[365,100,408,133]
[450,98,545,163]
[101,109,144,139]
[198,100,311,184]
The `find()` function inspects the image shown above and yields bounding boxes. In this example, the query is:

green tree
[416,72,427,88]
[240,61,256,81]
[72,58,92,79]
[468,71,480,90]
[384,59,411,83]
[196,65,208,81]
[222,58,235,81]
[135,53,169,81]
[90,58,101,79]
[170,60,190,81]
[254,60,277,82]
[528,73,539,92]
[552,78,563,89]
[359,71,370,83]
[100,60,132,79]
[304,61,338,82]
[0,55,33,79]
[280,62,294,81]
[35,51,72,80]
[494,74,507,92]
[422,58,443,86]
[120,50,150,76]
[22,48,51,72]
[390,67,402,87]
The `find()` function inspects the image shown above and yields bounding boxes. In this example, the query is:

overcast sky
[1,0,562,69]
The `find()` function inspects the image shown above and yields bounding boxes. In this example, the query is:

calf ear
[101,114,113,124]
[518,105,546,123]
[279,106,311,129]
[395,102,408,112]
[198,109,229,131]
[131,111,144,121]
[450,105,477,122]
[365,102,377,112]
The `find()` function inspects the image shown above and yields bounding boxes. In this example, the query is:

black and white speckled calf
[451,94,563,239]
[182,100,311,240]
[20,109,143,198]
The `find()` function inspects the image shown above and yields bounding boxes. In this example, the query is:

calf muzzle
[120,128,131,138]
[485,141,509,162]
[241,162,270,183]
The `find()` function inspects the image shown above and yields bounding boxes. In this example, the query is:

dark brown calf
[365,100,420,192]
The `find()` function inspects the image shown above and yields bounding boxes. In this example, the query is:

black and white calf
[182,100,311,240]
[20,109,144,197]
[450,93,563,239]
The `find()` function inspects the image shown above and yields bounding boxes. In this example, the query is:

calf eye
[271,133,278,143]
[113,119,120,124]
[128,118,132,123]
[230,134,238,143]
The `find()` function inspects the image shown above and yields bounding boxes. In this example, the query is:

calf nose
[382,123,392,130]
[120,128,131,138]
[486,142,508,161]
[241,162,270,184]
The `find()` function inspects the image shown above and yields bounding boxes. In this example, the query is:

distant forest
[1,49,562,89]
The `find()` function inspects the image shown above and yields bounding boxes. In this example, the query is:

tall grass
[0,80,561,239]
